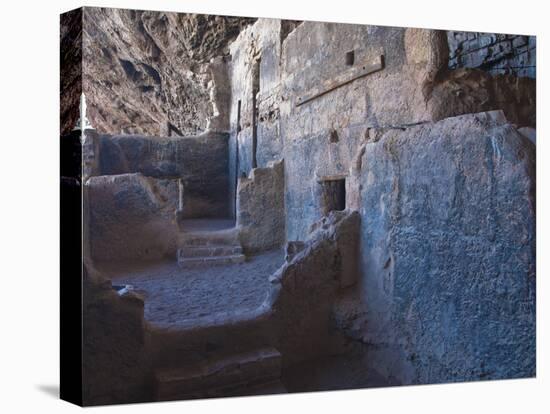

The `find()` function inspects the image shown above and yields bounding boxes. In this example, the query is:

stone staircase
[177,219,245,267]
[154,347,285,401]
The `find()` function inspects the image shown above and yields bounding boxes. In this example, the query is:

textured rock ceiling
[61,8,254,136]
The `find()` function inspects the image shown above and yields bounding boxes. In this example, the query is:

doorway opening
[319,178,346,216]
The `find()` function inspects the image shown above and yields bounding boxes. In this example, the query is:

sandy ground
[102,249,285,325]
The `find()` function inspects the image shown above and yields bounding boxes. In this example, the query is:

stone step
[177,253,246,268]
[179,229,240,247]
[155,347,282,401]
[178,245,243,258]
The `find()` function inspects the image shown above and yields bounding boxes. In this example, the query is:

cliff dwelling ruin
[60,7,536,405]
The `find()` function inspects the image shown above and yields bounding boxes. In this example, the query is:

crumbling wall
[350,111,535,384]
[269,211,361,366]
[237,160,285,253]
[448,31,536,78]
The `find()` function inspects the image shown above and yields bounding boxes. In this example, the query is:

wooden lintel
[296,55,385,107]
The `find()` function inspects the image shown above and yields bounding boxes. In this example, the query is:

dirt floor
[101,249,285,325]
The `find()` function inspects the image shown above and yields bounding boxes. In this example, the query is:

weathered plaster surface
[352,111,535,383]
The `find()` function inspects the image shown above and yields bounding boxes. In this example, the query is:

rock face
[62,7,254,136]
[352,111,535,384]
[428,68,536,128]
[448,31,536,78]
[60,9,82,135]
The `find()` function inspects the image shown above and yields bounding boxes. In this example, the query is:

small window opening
[320,178,346,215]
[345,50,355,66]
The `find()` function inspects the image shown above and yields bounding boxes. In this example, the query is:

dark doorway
[319,178,346,215]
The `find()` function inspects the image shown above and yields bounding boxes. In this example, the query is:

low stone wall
[87,173,178,263]
[236,159,285,253]
[269,210,361,366]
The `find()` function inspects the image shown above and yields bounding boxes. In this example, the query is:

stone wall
[278,24,448,241]
[236,160,285,253]
[227,18,284,217]
[82,266,152,405]
[448,31,536,78]
[227,19,536,387]
[269,210,361,367]
[94,131,230,219]
[87,173,178,263]
[352,111,535,384]
[229,20,535,242]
